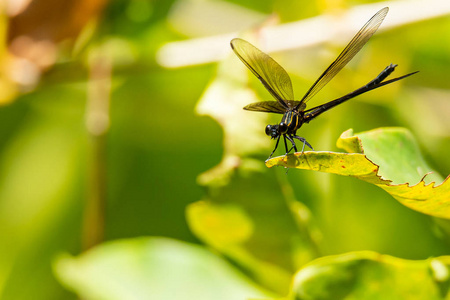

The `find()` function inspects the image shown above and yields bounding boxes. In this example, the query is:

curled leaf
[266,128,450,219]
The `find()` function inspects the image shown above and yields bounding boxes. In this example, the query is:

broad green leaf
[266,128,450,219]
[289,251,450,300]
[54,237,273,300]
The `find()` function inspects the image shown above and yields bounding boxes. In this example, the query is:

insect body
[230,7,417,159]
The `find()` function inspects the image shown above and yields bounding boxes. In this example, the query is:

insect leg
[285,135,298,154]
[269,136,281,158]
[283,135,290,154]
[293,136,314,153]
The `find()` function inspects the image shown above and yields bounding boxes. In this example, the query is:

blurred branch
[6,0,107,91]
[167,0,266,37]
[157,0,450,68]
[82,48,111,250]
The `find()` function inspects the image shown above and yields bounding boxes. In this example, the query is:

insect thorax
[281,110,303,133]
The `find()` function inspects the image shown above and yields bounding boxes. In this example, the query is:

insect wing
[297,7,389,108]
[231,38,294,109]
[244,100,305,114]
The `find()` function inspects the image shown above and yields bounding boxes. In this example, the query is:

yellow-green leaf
[289,251,450,300]
[266,128,450,219]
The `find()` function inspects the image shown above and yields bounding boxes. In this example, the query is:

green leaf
[266,128,450,219]
[54,237,273,300]
[290,251,450,300]
[337,127,443,184]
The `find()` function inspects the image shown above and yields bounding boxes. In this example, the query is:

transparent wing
[297,7,389,108]
[244,100,305,114]
[231,38,294,109]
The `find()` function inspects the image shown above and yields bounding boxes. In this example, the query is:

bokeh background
[1,0,450,299]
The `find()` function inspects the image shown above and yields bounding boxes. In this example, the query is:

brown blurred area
[2,0,108,102]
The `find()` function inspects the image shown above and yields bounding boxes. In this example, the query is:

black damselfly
[231,7,417,158]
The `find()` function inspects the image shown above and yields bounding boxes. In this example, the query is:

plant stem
[82,49,111,250]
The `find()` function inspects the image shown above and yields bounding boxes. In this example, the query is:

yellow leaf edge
[265,129,450,219]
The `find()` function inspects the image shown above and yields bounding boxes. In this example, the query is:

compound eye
[265,125,272,136]
[279,122,288,133]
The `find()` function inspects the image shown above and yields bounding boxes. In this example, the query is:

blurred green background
[1,0,450,299]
